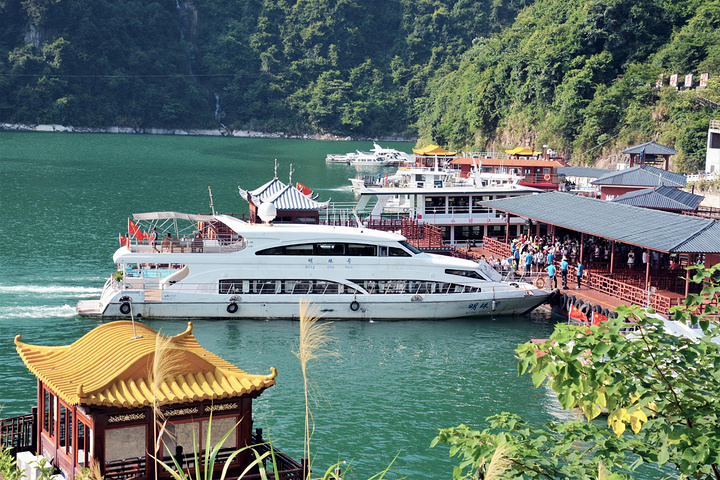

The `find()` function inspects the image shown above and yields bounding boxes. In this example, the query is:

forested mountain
[0,0,526,136]
[418,0,720,171]
[0,0,719,170]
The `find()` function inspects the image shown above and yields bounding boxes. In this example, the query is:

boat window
[399,241,421,254]
[256,246,284,255]
[389,247,411,257]
[314,243,345,255]
[347,244,377,256]
[219,279,356,295]
[446,269,484,279]
[285,244,314,255]
[424,196,445,214]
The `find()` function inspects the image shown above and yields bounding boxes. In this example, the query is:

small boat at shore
[326,142,413,166]
[76,211,549,320]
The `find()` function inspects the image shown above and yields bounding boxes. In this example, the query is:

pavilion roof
[480,191,720,253]
[611,186,704,211]
[239,178,329,211]
[622,141,677,156]
[412,144,456,156]
[591,164,686,187]
[15,322,277,408]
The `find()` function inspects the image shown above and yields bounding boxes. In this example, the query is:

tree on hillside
[434,263,720,479]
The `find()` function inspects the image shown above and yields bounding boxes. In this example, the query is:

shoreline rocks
[0,122,416,142]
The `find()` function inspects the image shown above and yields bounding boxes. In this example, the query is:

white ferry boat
[76,212,548,320]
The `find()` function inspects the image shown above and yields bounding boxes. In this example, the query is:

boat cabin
[8,321,303,480]
[450,157,565,191]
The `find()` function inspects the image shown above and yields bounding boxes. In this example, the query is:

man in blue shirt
[546,263,557,289]
[560,256,569,289]
[525,251,534,274]
[576,262,584,289]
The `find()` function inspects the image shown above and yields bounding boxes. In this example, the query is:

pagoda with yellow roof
[3,321,304,480]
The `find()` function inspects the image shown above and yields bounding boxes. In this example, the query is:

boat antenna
[289,164,294,185]
[208,186,216,215]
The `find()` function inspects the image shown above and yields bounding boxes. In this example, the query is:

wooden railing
[361,217,443,248]
[0,408,36,454]
[250,429,305,480]
[483,237,513,259]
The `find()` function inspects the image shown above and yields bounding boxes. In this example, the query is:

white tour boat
[76,211,549,320]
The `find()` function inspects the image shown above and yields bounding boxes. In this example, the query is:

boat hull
[79,290,548,320]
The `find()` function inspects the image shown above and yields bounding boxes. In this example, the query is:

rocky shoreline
[0,122,416,143]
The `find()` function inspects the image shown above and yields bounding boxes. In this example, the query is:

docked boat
[326,143,412,166]
[76,211,549,320]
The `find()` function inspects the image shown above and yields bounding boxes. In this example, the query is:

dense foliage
[418,0,720,171]
[433,263,720,479]
[0,0,526,136]
[1,0,718,166]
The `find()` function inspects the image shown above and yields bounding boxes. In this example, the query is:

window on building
[711,132,720,149]
[59,403,73,453]
[76,418,93,468]
[42,388,55,438]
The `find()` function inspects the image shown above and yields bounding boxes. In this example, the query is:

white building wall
[706,120,720,176]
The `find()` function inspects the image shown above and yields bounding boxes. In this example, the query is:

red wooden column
[684,254,694,297]
[505,213,510,243]
[610,240,615,274]
[579,233,585,264]
[645,250,651,289]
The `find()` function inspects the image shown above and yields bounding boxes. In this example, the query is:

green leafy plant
[113,271,124,282]
[0,445,24,480]
[435,263,720,479]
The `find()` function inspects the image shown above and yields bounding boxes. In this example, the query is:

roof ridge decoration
[15,321,277,408]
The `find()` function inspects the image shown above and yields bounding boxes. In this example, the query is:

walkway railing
[0,408,36,454]
[482,238,685,315]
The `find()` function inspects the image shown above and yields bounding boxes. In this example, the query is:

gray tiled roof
[622,141,678,155]
[558,166,614,178]
[611,186,703,210]
[263,184,329,211]
[591,164,686,187]
[480,191,720,253]
[239,178,329,210]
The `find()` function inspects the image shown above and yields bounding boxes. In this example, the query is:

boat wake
[0,284,102,297]
[0,304,77,320]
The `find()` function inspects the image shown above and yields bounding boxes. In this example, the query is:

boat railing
[0,407,36,454]
[126,235,247,254]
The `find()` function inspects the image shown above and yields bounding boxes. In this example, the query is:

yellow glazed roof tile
[15,321,276,408]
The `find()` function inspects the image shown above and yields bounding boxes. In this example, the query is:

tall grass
[150,332,183,480]
[294,301,338,480]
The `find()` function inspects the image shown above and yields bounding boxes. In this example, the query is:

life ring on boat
[578,192,587,197]
[543,174,551,181]
[350,300,360,312]
[119,302,131,315]
[227,302,239,314]
[534,277,546,289]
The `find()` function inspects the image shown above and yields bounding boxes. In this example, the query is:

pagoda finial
[266,366,278,380]
[289,164,294,185]
[274,159,278,179]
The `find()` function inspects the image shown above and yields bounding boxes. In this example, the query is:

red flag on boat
[128,219,145,242]
[592,311,608,325]
[119,233,127,246]
[568,304,587,323]
[296,182,312,195]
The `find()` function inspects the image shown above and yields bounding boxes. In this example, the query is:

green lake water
[0,131,666,479]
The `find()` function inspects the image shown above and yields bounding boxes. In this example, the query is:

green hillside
[1,0,719,170]
[418,0,720,171]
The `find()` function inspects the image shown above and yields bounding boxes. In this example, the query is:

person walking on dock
[560,256,569,289]
[576,262,584,289]
[546,262,557,289]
